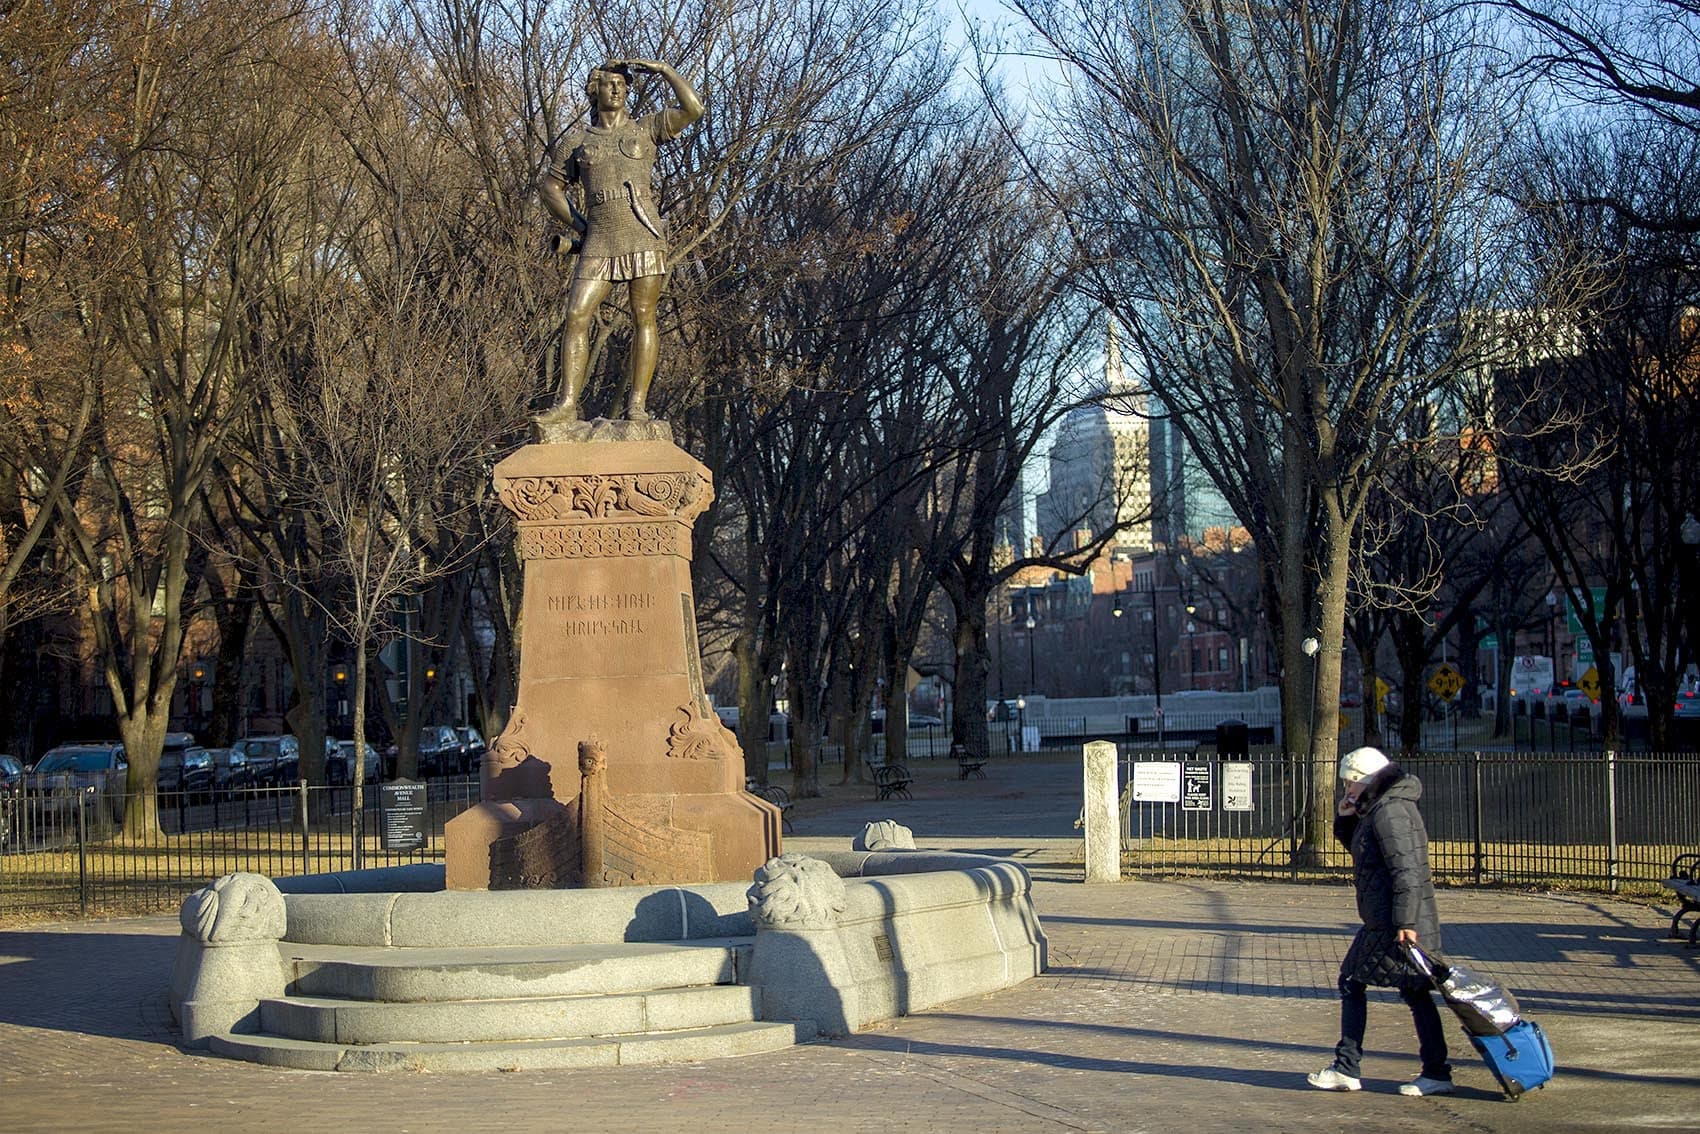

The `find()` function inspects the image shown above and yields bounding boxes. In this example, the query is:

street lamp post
[1112,592,1127,694]
[1302,636,1321,754]
[1184,603,1197,691]
[1294,635,1321,872]
[1150,585,1165,747]
[1682,514,1700,682]
[1025,594,1038,697]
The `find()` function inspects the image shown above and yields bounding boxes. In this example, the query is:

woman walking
[1308,746,1453,1097]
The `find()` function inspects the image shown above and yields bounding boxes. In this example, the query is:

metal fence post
[77,789,89,918]
[1471,750,1483,886]
[1288,750,1300,882]
[1606,749,1619,893]
[297,779,310,878]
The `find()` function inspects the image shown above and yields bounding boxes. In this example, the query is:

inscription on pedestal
[562,618,646,636]
[545,593,657,613]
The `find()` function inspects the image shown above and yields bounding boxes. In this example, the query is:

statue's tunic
[557,113,680,281]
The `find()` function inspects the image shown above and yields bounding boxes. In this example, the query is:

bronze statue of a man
[537,60,703,425]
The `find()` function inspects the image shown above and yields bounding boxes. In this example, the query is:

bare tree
[270,257,525,851]
[1505,119,1700,748]
[1013,0,1524,856]
[19,3,330,834]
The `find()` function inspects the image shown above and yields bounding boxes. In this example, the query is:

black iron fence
[0,776,481,921]
[8,745,1694,920]
[1119,747,1699,891]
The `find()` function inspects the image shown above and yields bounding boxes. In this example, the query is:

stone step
[287,938,749,1003]
[260,984,759,1045]
[209,1019,816,1073]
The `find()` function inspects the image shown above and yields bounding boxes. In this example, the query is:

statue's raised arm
[536,60,705,429]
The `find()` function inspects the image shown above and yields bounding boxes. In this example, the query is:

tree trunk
[116,700,168,839]
[351,641,370,871]
[206,596,250,748]
[1305,516,1353,864]
[951,600,993,760]
[734,629,769,785]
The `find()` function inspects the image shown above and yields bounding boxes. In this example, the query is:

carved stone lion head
[853,819,916,852]
[747,854,846,930]
[179,872,286,944]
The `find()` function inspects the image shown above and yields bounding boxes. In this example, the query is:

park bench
[951,744,988,780]
[1665,852,1700,946]
[869,762,912,802]
[746,780,794,832]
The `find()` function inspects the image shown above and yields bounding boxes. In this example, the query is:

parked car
[1557,688,1596,717]
[0,755,22,849]
[1675,684,1700,720]
[203,747,252,798]
[714,707,791,742]
[456,726,487,764]
[157,745,214,802]
[416,726,469,778]
[28,742,128,825]
[326,740,383,785]
[233,735,300,787]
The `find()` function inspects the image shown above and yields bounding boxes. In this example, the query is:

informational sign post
[380,779,428,852]
[1182,763,1212,811]
[1131,761,1181,803]
[1222,762,1254,811]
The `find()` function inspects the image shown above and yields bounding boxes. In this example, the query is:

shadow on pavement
[1043,913,1355,937]
[0,927,177,1040]
[854,1014,1699,1091]
[839,1030,1503,1100]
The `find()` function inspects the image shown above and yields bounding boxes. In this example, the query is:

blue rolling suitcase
[1467,1019,1556,1100]
[1405,944,1556,1099]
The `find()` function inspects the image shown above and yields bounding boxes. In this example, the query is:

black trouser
[1332,975,1451,1081]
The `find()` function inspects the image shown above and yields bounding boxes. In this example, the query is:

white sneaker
[1399,1076,1455,1097]
[1307,1066,1363,1091]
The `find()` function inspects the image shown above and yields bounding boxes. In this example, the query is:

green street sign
[1567,587,1607,635]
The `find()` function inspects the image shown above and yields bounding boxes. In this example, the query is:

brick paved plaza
[1,757,1694,1133]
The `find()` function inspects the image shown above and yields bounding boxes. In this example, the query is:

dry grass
[1120,836,1683,896]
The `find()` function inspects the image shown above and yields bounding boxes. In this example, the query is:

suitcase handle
[1402,943,1524,1059]
[1400,941,1446,986]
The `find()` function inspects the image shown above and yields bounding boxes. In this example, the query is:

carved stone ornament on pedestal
[445,424,781,889]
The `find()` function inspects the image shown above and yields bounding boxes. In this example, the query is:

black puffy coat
[1333,766,1442,989]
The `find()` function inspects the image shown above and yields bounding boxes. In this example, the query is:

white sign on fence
[1222,762,1254,812]
[1131,761,1182,803]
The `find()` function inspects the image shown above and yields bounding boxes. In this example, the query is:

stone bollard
[169,872,289,1046]
[1082,740,1121,883]
[745,854,856,1036]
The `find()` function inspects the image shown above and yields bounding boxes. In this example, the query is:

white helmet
[1338,746,1390,784]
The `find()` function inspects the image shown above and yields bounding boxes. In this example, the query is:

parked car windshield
[37,750,120,772]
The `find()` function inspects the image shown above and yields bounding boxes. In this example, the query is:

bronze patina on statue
[537,60,703,428]
[443,58,777,891]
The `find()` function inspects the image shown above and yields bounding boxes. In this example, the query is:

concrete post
[1082,741,1120,883]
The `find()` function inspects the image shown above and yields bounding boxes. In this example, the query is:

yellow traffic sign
[1428,663,1464,702]
[1374,676,1391,713]
[1578,666,1600,702]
